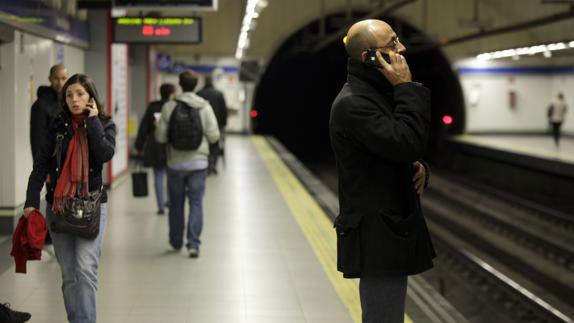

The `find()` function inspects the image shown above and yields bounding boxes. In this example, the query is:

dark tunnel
[252,11,466,166]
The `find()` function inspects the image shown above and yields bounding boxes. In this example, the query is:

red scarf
[52,115,90,214]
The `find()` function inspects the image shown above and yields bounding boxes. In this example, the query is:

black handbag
[131,162,148,197]
[50,131,102,240]
[51,190,102,240]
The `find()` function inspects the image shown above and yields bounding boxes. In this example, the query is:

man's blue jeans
[46,203,108,323]
[167,167,207,250]
[153,167,166,212]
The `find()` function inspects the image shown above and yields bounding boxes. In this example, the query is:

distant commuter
[30,64,68,254]
[24,74,116,323]
[135,83,176,215]
[155,70,220,258]
[548,92,568,148]
[198,75,228,175]
[329,19,435,323]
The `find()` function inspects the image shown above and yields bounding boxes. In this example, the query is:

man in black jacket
[197,75,227,175]
[30,64,68,159]
[330,19,435,323]
[29,64,67,252]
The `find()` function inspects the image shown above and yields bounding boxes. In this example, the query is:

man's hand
[377,51,412,86]
[412,161,426,195]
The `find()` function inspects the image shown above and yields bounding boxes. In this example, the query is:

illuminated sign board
[114,0,217,10]
[112,17,202,44]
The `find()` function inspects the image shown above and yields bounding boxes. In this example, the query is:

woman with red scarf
[23,74,115,323]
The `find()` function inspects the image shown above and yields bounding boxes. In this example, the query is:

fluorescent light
[476,40,574,61]
[235,0,267,60]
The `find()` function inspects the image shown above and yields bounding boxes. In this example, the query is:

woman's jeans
[46,203,108,323]
[153,167,166,212]
[167,168,207,250]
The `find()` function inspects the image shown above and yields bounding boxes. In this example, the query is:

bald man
[30,64,68,159]
[30,64,68,253]
[329,20,435,323]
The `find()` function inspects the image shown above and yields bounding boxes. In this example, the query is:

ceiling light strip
[477,40,574,61]
[235,0,268,60]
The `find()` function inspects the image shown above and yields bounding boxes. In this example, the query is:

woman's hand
[86,98,99,117]
[23,207,36,218]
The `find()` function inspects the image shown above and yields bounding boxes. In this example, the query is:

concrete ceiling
[149,0,574,62]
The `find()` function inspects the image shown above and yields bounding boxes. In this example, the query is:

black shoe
[157,210,165,215]
[0,303,31,322]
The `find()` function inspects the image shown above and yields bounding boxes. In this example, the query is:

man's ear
[360,51,367,62]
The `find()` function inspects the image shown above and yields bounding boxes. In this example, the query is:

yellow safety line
[251,136,413,323]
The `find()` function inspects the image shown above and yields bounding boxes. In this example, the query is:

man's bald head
[345,19,394,60]
[49,64,68,92]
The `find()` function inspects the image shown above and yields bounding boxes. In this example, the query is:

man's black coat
[30,86,60,160]
[329,59,436,278]
[197,85,227,129]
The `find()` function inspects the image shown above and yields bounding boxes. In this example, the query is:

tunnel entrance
[252,12,465,164]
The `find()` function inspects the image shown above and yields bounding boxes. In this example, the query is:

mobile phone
[364,49,391,67]
[84,97,94,115]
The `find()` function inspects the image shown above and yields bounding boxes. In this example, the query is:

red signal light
[442,115,453,125]
[250,110,258,118]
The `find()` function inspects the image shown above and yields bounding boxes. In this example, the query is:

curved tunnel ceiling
[252,11,465,163]
[155,0,574,62]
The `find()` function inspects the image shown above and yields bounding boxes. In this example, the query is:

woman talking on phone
[23,74,115,323]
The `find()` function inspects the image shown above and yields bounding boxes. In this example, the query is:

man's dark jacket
[329,59,435,278]
[135,100,167,168]
[25,112,116,210]
[197,85,227,129]
[30,86,60,160]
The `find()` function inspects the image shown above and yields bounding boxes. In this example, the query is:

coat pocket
[378,209,418,239]
[334,214,362,276]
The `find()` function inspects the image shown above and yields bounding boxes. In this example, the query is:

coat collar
[347,58,394,96]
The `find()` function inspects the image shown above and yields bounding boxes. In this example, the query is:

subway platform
[0,135,465,323]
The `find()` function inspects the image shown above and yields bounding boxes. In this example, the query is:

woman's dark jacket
[134,100,167,168]
[25,113,116,209]
[329,59,436,278]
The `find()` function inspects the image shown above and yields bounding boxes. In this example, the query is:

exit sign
[112,17,202,44]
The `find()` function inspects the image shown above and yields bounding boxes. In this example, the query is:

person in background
[548,92,568,148]
[23,74,116,323]
[197,75,228,175]
[135,83,176,215]
[329,19,435,323]
[155,71,220,258]
[29,64,68,256]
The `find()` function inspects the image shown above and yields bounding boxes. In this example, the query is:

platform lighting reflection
[476,40,574,61]
[235,0,268,60]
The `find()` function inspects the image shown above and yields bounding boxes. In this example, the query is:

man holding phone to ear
[329,19,435,323]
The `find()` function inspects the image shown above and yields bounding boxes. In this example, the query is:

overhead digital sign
[112,17,202,44]
[114,0,217,10]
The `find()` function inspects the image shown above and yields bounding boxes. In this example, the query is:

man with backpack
[155,71,220,258]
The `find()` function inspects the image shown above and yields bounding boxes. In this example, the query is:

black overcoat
[25,112,116,209]
[134,100,168,168]
[329,59,436,278]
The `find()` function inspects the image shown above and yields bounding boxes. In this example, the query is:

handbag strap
[53,132,65,170]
